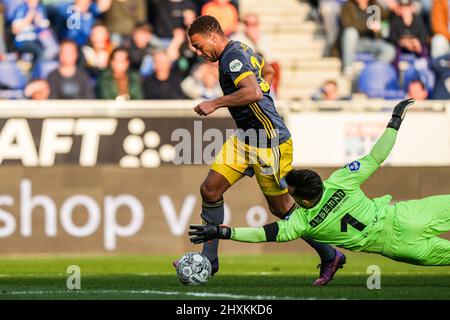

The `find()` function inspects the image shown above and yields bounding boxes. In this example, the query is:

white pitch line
[3,289,318,300]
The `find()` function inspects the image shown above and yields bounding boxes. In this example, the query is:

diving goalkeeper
[189,99,450,266]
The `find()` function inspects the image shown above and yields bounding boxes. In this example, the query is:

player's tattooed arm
[193,75,263,116]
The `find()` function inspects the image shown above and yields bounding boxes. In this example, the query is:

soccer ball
[176,252,212,285]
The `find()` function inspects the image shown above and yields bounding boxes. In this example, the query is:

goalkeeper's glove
[387,98,415,130]
[189,215,231,244]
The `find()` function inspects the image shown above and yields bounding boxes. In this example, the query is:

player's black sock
[200,199,224,271]
[302,237,336,262]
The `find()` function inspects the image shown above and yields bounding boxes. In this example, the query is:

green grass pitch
[0,252,449,300]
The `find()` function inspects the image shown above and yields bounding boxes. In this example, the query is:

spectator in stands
[195,0,239,14]
[47,39,94,99]
[231,12,281,95]
[340,0,396,78]
[406,79,428,100]
[166,26,188,62]
[24,79,50,99]
[311,79,348,100]
[431,53,450,99]
[176,7,202,76]
[81,23,114,78]
[101,0,147,47]
[143,50,186,99]
[319,0,346,57]
[128,22,164,75]
[201,0,239,36]
[413,0,433,35]
[171,4,208,77]
[60,0,110,47]
[146,0,194,75]
[231,13,273,66]
[389,0,428,59]
[182,6,197,28]
[181,61,221,99]
[97,47,143,100]
[11,0,59,63]
[431,0,450,58]
[305,0,321,22]
[148,0,197,43]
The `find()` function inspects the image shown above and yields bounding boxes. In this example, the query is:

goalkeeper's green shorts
[368,195,450,266]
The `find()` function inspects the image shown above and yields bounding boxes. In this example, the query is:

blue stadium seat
[0,61,27,89]
[0,89,24,99]
[358,62,405,99]
[402,58,435,95]
[3,0,24,23]
[31,60,59,80]
[399,53,418,66]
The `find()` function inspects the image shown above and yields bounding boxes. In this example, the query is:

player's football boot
[313,250,346,286]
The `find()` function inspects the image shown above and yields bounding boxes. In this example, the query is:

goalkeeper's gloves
[189,215,231,244]
[387,98,415,130]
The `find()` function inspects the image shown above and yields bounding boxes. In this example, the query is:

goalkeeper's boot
[313,249,346,286]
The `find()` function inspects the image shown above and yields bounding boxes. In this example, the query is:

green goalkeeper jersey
[276,154,392,251]
[230,128,399,252]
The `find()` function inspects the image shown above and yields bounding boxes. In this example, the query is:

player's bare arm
[261,62,275,88]
[193,75,263,116]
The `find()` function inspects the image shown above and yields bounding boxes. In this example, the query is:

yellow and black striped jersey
[218,40,290,147]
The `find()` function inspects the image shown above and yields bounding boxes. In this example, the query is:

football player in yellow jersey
[174,15,345,286]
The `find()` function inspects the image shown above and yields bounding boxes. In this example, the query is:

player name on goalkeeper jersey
[309,189,347,227]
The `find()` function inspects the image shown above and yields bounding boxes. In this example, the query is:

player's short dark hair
[285,169,323,201]
[187,15,225,38]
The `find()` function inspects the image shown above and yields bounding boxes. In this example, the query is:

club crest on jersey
[229,59,243,72]
[347,161,361,172]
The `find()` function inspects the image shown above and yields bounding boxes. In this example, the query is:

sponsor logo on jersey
[347,160,361,172]
[229,59,243,72]
[309,189,347,228]
[240,43,249,51]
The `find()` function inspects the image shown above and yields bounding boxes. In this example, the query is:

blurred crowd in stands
[0,0,449,101]
[0,0,246,100]
[308,0,450,100]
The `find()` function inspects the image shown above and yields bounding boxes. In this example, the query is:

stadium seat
[0,89,24,99]
[357,62,405,99]
[402,58,435,96]
[31,60,59,80]
[399,53,418,66]
[0,61,27,89]
[3,0,24,23]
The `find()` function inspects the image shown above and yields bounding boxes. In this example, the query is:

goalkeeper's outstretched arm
[189,215,281,244]
[369,98,415,165]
